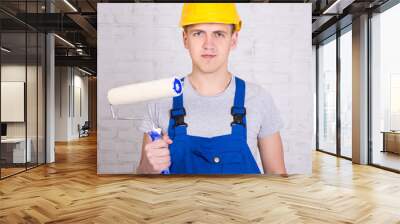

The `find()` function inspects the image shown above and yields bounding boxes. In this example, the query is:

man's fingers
[149,148,170,157]
[142,130,172,174]
[155,158,171,166]
[154,161,171,172]
[150,139,169,148]
[162,131,173,144]
[149,156,171,170]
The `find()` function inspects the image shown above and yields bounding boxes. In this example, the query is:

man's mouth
[201,54,216,59]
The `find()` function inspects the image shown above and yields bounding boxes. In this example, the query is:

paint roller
[107,77,184,174]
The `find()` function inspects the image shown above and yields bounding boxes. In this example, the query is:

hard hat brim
[180,20,242,32]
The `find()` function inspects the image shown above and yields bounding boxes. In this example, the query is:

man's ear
[182,31,189,49]
[230,31,239,50]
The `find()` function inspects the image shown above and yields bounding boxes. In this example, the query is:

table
[1,138,31,163]
[381,131,400,154]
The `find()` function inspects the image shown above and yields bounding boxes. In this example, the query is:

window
[317,36,337,154]
[0,1,47,179]
[370,2,400,171]
[340,27,352,158]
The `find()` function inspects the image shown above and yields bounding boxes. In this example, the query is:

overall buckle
[231,106,246,127]
[170,108,187,127]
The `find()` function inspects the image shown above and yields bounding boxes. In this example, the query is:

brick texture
[97,3,313,174]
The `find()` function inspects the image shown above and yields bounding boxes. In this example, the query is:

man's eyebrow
[189,29,204,33]
[213,30,228,34]
[189,29,228,34]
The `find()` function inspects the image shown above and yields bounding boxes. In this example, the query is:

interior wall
[1,64,39,139]
[88,77,97,132]
[1,63,45,169]
[72,72,89,138]
[55,66,69,141]
[54,66,89,141]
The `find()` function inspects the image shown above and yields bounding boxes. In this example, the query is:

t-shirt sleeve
[138,101,159,134]
[257,87,284,139]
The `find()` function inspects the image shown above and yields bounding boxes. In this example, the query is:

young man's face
[183,23,238,74]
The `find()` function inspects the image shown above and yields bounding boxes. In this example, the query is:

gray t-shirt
[139,75,283,173]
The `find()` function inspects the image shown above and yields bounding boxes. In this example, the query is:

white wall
[98,3,313,174]
[1,64,46,163]
[1,65,40,138]
[55,66,69,141]
[55,67,89,141]
[72,73,89,138]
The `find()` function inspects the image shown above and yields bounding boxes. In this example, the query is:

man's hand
[136,132,173,174]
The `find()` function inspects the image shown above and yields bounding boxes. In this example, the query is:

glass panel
[318,36,337,154]
[340,29,352,158]
[1,30,27,177]
[27,30,38,169]
[0,1,46,178]
[38,32,45,165]
[371,3,400,171]
[26,0,39,170]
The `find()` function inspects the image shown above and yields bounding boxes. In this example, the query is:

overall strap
[231,77,247,140]
[168,77,188,138]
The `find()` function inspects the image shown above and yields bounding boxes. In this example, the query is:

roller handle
[148,129,170,175]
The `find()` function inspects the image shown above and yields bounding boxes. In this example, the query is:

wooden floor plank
[0,134,400,223]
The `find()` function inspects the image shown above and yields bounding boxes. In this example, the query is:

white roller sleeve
[107,77,183,105]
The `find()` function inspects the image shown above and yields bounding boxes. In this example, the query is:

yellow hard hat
[179,3,242,32]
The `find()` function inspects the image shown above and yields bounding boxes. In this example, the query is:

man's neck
[188,68,232,97]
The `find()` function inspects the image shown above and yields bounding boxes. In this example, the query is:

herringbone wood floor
[1,134,400,224]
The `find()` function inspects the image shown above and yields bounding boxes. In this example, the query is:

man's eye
[193,32,201,36]
[216,33,225,38]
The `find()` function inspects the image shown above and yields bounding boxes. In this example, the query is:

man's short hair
[183,24,236,35]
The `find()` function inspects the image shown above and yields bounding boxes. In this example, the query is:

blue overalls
[167,76,261,174]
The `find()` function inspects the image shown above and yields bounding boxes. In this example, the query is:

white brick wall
[98,3,313,174]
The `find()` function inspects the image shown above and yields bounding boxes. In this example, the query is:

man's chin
[198,65,220,74]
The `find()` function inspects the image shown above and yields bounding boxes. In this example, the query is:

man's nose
[202,34,215,50]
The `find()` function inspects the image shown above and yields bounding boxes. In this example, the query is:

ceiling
[0,0,393,75]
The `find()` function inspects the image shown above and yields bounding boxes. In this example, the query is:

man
[137,3,286,174]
